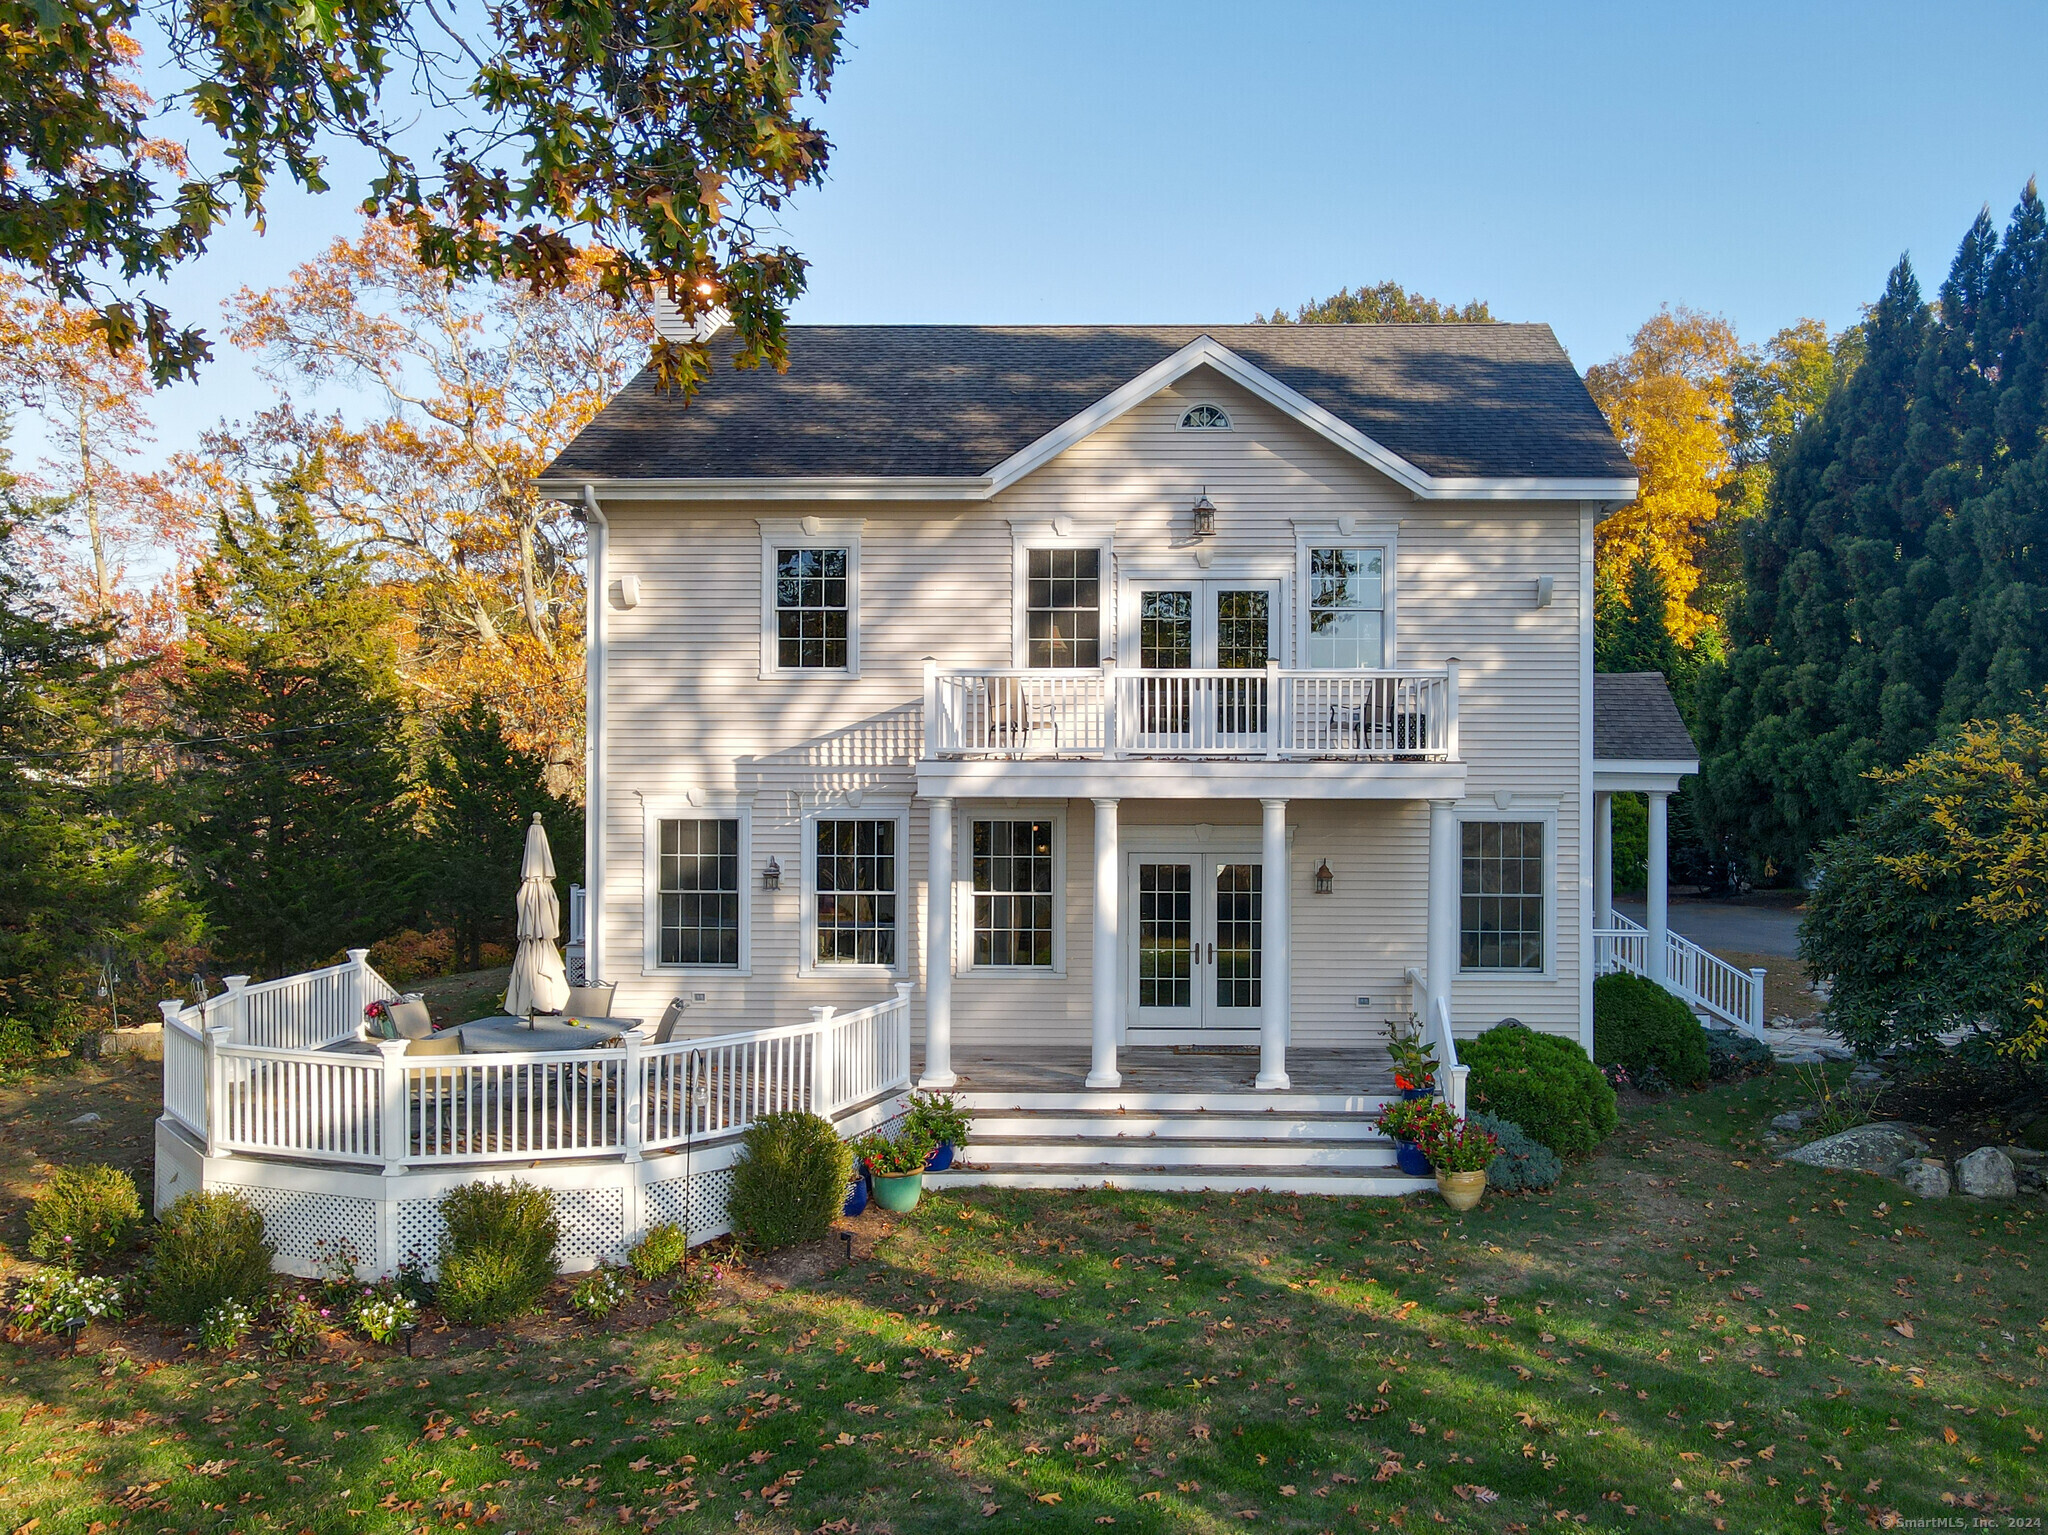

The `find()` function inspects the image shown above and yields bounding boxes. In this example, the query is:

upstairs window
[1306,547,1386,668]
[1179,403,1231,430]
[1026,547,1100,668]
[775,547,849,669]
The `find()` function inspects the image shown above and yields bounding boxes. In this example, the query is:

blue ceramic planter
[925,1141,956,1172]
[1394,1139,1433,1177]
[1398,1085,1433,1102]
[843,1174,870,1217]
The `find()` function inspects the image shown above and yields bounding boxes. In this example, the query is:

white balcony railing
[924,662,1458,761]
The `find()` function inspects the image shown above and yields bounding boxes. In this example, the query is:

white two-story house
[539,321,1726,1190]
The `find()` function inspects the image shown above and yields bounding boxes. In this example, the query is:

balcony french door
[1128,852,1265,1036]
[1128,580,1277,748]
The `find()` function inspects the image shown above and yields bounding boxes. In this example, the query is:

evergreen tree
[0,429,199,1055]
[1698,182,2048,876]
[170,474,419,973]
[419,697,584,970]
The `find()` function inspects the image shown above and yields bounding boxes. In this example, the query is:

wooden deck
[925,1047,1399,1097]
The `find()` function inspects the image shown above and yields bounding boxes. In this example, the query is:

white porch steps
[928,1090,1435,1196]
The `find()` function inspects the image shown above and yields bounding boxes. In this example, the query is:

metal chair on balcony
[984,677,1059,757]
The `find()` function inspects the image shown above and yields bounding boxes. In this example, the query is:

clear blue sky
[116,0,2048,457]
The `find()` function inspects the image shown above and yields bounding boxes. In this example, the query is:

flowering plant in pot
[1417,1114,1498,1211]
[1384,1014,1438,1098]
[1375,1098,1444,1177]
[851,1130,936,1213]
[902,1091,973,1171]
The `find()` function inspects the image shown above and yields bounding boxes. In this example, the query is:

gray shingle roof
[1594,673,1699,763]
[542,324,1635,484]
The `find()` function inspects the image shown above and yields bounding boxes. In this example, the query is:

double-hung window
[759,518,860,676]
[1025,547,1101,668]
[1306,547,1386,668]
[1460,821,1545,971]
[811,818,899,968]
[971,818,1055,968]
[657,818,742,967]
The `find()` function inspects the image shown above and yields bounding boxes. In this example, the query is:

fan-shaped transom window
[1178,403,1231,431]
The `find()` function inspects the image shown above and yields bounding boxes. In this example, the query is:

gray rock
[1956,1147,2018,1199]
[1771,1109,1819,1133]
[1775,1049,1826,1065]
[1899,1159,1950,1198]
[2002,1145,2045,1163]
[1814,1042,1858,1062]
[65,1112,101,1125]
[1784,1123,1933,1174]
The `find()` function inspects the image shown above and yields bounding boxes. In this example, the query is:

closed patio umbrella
[504,813,570,1019]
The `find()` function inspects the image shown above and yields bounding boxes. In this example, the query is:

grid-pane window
[1026,548,1101,668]
[1460,821,1545,970]
[1306,547,1385,668]
[971,820,1055,967]
[1136,862,1193,1008]
[1213,863,1262,1009]
[775,547,849,669]
[659,819,740,966]
[814,819,897,966]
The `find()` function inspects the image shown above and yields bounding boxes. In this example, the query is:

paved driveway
[1613,897,1804,958]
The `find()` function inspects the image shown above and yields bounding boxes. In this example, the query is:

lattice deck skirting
[155,1090,902,1280]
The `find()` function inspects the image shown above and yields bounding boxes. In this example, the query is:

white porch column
[921,798,957,1088]
[1257,798,1291,1091]
[1425,799,1460,1027]
[1593,791,1613,932]
[1646,790,1669,984]
[1087,797,1122,1089]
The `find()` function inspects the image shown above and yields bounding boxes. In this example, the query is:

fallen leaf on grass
[1035,1493,1061,1505]
[1452,1484,1499,1504]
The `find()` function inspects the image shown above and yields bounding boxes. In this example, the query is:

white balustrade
[926,667,1455,760]
[161,968,915,1170]
[1595,911,1765,1039]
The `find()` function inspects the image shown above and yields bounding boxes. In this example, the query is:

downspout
[582,484,609,986]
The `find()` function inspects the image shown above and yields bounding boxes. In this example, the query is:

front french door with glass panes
[1127,853,1265,1034]
[1128,580,1278,750]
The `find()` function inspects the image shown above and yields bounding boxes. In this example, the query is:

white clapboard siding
[597,366,1586,1046]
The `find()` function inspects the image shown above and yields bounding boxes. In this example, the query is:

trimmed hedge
[28,1164,142,1268]
[1461,1021,1618,1159]
[437,1180,559,1324]
[1594,972,1710,1088]
[1470,1112,1563,1193]
[727,1112,854,1250]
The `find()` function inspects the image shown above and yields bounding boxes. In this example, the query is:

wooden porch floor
[925,1048,1399,1097]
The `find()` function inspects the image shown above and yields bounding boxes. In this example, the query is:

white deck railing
[162,959,914,1170]
[925,662,1458,761]
[1406,969,1470,1120]
[1595,912,1766,1038]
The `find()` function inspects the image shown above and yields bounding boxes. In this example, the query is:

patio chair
[405,1034,461,1057]
[983,676,1059,756]
[388,997,434,1039]
[651,996,688,1045]
[564,981,617,1018]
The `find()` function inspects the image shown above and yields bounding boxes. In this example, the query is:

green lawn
[2,1072,2043,1533]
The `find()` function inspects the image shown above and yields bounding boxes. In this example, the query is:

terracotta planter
[871,1170,924,1213]
[1436,1169,1487,1211]
[1394,1140,1432,1177]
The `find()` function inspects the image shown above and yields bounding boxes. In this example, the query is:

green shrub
[1461,1022,1618,1160]
[570,1266,632,1320]
[901,1091,973,1149]
[28,1163,143,1268]
[629,1222,690,1281]
[727,1112,854,1250]
[144,1191,275,1325]
[198,1297,255,1352]
[1594,973,1710,1088]
[9,1270,126,1334]
[436,1180,558,1324]
[1705,1029,1775,1080]
[1471,1112,1563,1193]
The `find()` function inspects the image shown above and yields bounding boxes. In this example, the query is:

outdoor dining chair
[563,982,617,1017]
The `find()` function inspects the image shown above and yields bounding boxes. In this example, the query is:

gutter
[581,484,608,987]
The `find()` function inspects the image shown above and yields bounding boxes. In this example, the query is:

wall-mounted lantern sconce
[1314,859,1335,895]
[762,856,782,891]
[1191,487,1217,539]
[616,573,642,609]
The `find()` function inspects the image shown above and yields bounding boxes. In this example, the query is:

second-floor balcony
[922,661,1459,763]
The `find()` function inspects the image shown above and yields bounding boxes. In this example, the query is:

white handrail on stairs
[1594,911,1767,1040]
[1403,966,1470,1120]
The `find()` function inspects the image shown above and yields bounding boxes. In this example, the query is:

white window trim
[1177,402,1233,431]
[1009,519,1115,669]
[642,798,752,977]
[1293,519,1399,669]
[759,516,864,680]
[798,802,912,980]
[1116,573,1288,668]
[1454,800,1558,982]
[956,801,1069,977]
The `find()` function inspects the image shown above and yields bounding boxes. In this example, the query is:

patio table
[454,1015,635,1052]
